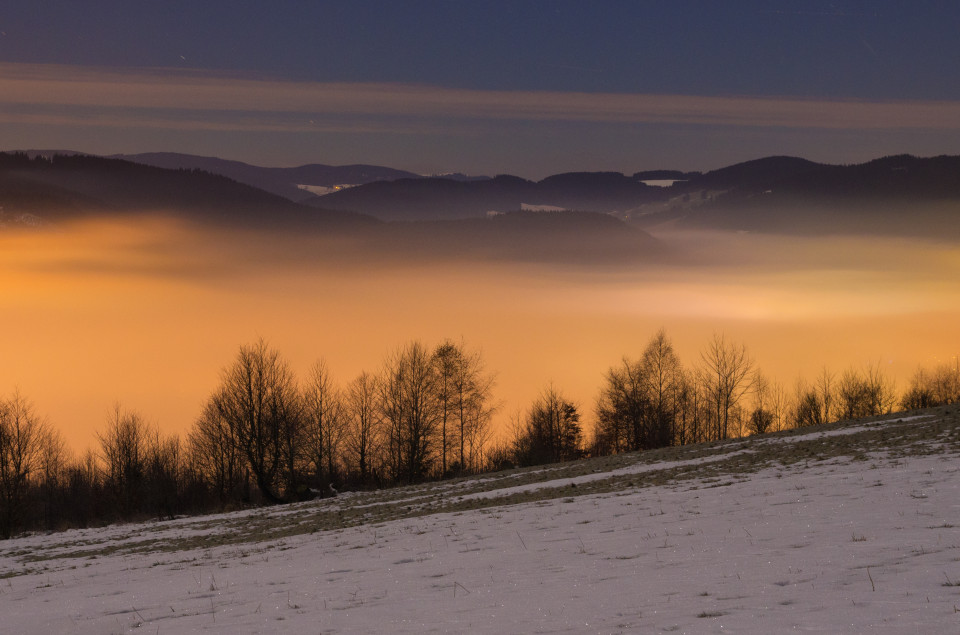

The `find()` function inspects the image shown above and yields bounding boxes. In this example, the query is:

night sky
[2,1,960,177]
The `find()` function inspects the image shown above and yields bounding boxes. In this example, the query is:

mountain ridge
[0,151,661,264]
[309,153,960,237]
[108,152,424,202]
[4,149,959,238]
[0,151,373,230]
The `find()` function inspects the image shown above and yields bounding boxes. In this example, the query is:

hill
[313,172,663,221]
[5,150,959,238]
[2,407,958,633]
[0,152,661,264]
[0,152,371,230]
[630,154,960,238]
[309,153,960,238]
[110,152,422,202]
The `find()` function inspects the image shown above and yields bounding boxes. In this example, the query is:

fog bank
[1,217,957,452]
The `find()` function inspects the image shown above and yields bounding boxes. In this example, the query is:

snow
[296,183,337,196]
[2,411,959,633]
[296,184,357,195]
[639,179,683,187]
[520,203,567,212]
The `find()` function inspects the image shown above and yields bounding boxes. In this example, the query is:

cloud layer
[3,63,960,134]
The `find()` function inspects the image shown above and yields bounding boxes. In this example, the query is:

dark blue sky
[2,1,959,176]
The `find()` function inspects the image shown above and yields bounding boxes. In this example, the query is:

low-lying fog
[2,215,958,452]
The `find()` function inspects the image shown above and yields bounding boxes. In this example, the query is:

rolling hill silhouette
[4,150,958,238]
[0,152,661,263]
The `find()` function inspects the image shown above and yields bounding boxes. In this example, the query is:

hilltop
[631,154,960,238]
[4,149,959,240]
[0,152,663,264]
[0,151,369,230]
[2,407,958,633]
[305,154,960,238]
[109,152,422,202]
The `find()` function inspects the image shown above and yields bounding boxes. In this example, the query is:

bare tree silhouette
[213,339,301,503]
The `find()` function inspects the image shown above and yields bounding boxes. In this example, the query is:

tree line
[192,339,496,506]
[1,332,958,538]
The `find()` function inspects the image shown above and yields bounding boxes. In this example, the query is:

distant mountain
[310,175,536,220]
[0,152,372,230]
[15,149,94,160]
[5,150,959,239]
[633,169,701,182]
[428,172,491,182]
[631,154,960,237]
[313,172,663,221]
[759,154,960,199]
[110,152,422,202]
[314,153,960,237]
[0,152,660,264]
[683,156,825,191]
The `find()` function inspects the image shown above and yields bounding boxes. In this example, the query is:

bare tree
[302,359,346,490]
[484,435,515,472]
[498,409,527,468]
[867,363,897,415]
[933,359,960,404]
[64,449,102,528]
[596,356,645,454]
[378,341,440,483]
[679,369,710,445]
[596,330,684,452]
[792,377,823,428]
[0,391,45,538]
[97,404,151,516]
[37,425,68,530]
[902,362,960,409]
[837,362,897,420]
[769,378,788,432]
[433,340,497,475]
[344,371,381,485]
[189,399,243,504]
[460,389,496,473]
[748,370,774,435]
[514,385,582,466]
[213,339,301,503]
[699,333,754,440]
[433,342,459,476]
[672,369,694,446]
[641,329,683,448]
[902,366,936,410]
[145,430,183,520]
[816,367,836,424]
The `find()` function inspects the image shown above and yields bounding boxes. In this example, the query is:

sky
[2,1,960,177]
[3,219,958,453]
[2,2,960,453]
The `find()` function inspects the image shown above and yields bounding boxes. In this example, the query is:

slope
[111,152,422,202]
[0,152,373,230]
[2,406,958,633]
[0,152,662,264]
[633,154,960,238]
[314,172,663,221]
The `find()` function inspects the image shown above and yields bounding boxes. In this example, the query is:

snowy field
[2,408,959,633]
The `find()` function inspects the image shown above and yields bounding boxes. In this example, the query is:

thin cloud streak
[3,63,960,133]
[0,108,419,135]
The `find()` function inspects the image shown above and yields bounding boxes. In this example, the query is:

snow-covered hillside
[2,409,958,633]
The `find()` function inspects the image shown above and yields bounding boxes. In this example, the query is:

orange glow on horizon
[1,218,958,455]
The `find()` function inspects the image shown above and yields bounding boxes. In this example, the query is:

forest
[1,331,958,539]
